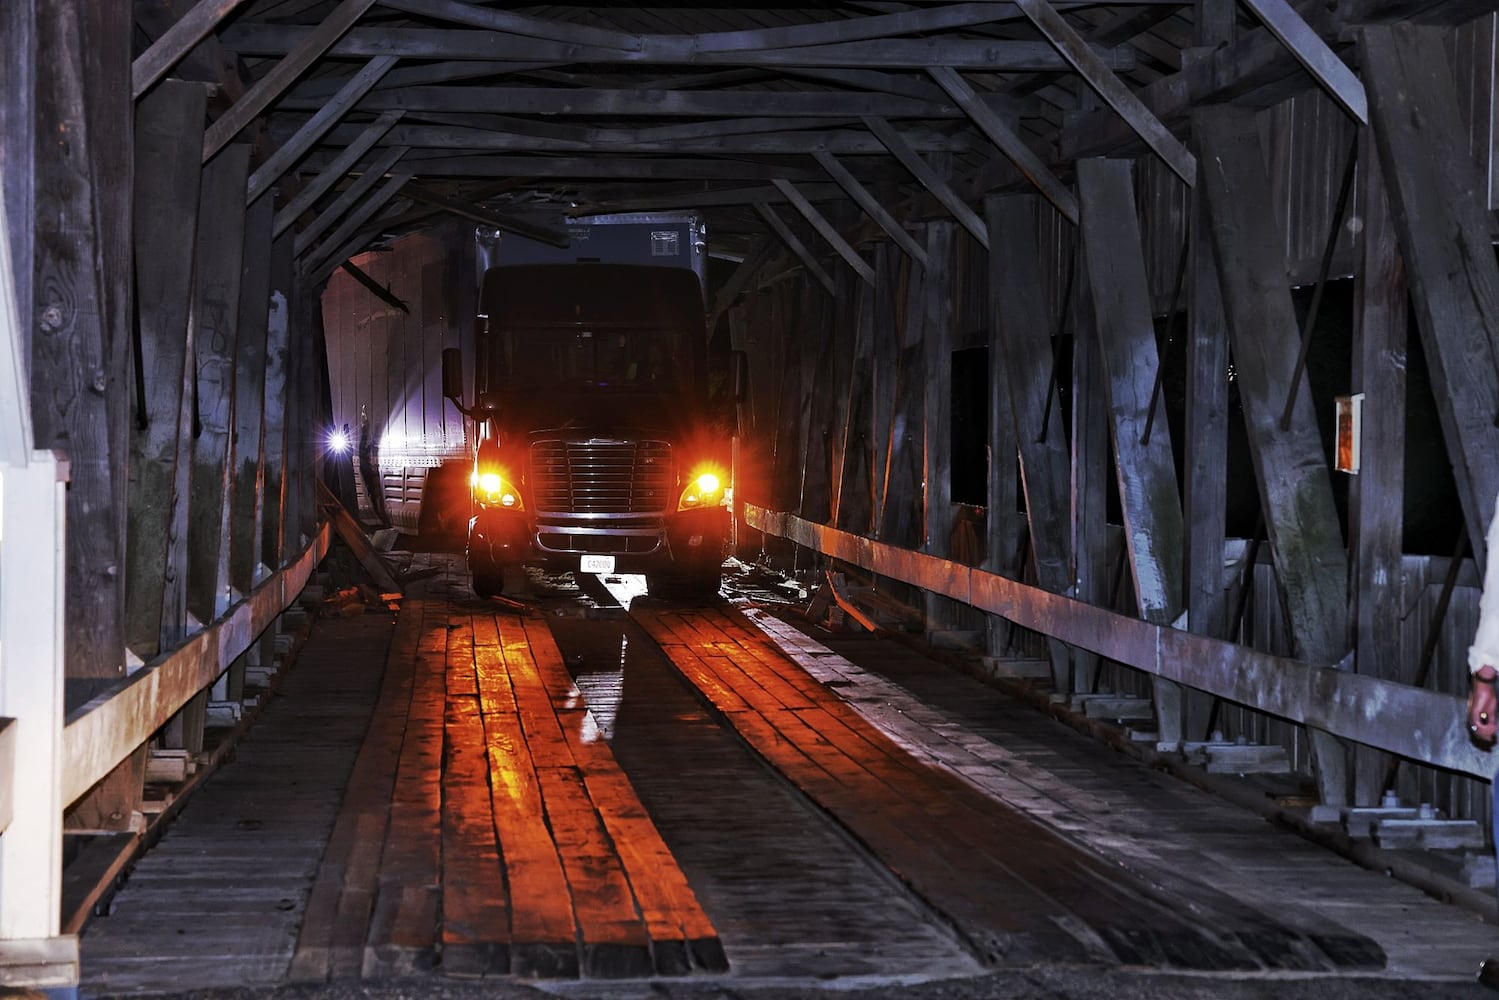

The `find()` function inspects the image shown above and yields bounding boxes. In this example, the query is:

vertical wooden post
[187,144,250,624]
[126,80,206,659]
[1183,175,1231,741]
[1077,158,1187,745]
[1070,255,1109,694]
[1348,130,1408,806]
[836,266,877,535]
[231,195,274,597]
[1195,106,1351,807]
[987,195,1075,691]
[826,266,858,527]
[225,195,275,703]
[770,284,804,517]
[0,0,35,359]
[254,236,294,699]
[1360,24,1499,568]
[880,231,926,549]
[922,222,957,629]
[34,0,138,830]
[870,246,902,536]
[800,279,834,524]
[984,223,1023,660]
[262,230,293,572]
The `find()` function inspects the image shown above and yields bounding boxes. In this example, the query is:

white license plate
[579,555,615,574]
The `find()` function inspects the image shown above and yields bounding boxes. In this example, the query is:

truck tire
[472,567,505,599]
[470,551,504,599]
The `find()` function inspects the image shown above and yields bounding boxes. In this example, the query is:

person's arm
[1468,495,1499,743]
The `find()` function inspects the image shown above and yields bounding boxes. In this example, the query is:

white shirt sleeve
[1468,492,1499,674]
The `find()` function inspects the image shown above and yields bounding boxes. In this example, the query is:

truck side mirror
[441,348,465,404]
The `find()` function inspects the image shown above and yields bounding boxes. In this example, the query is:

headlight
[677,465,728,510]
[470,467,524,510]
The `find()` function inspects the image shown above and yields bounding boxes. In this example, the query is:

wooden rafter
[1013,0,1196,184]
[221,25,1137,72]
[772,179,876,285]
[202,0,379,161]
[132,0,251,100]
[246,55,397,204]
[862,115,988,247]
[812,150,928,267]
[755,203,836,295]
[271,112,404,237]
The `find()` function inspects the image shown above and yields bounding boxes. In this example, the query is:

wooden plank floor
[289,568,726,981]
[737,607,1499,982]
[632,603,1397,973]
[80,605,397,994]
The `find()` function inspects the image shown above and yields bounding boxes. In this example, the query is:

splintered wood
[292,598,724,980]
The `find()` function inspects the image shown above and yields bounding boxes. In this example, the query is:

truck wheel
[470,551,505,598]
[472,568,505,599]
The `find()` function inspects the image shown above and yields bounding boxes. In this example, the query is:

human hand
[1468,667,1498,745]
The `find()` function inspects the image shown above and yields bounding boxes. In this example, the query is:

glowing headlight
[678,466,728,510]
[471,468,523,509]
[327,428,351,454]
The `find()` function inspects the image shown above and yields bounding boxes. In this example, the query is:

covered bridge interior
[2,0,1499,991]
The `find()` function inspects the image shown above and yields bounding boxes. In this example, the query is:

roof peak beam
[927,67,1078,225]
[398,155,827,183]
[246,55,397,205]
[220,25,1136,72]
[291,120,975,155]
[202,0,379,161]
[1011,0,1196,185]
[278,84,991,120]
[373,0,1049,55]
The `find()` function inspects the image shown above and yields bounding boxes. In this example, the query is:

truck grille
[529,439,673,515]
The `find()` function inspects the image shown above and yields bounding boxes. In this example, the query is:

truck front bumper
[468,505,729,574]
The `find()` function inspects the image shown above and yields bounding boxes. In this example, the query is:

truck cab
[444,262,733,597]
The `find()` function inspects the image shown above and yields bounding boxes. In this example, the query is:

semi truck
[441,215,737,597]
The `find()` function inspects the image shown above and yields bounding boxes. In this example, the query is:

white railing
[0,183,77,985]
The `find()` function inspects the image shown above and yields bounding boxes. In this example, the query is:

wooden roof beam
[401,184,570,247]
[202,0,379,161]
[221,25,1138,72]
[812,150,928,267]
[132,0,252,100]
[928,67,1078,225]
[278,84,972,119]
[771,179,876,285]
[1012,0,1196,184]
[283,121,975,155]
[271,113,404,238]
[754,203,836,296]
[1239,0,1367,123]
[293,145,410,255]
[302,170,413,273]
[246,55,397,204]
[402,154,826,182]
[862,115,989,247]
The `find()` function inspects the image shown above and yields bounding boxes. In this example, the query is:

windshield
[485,326,690,393]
